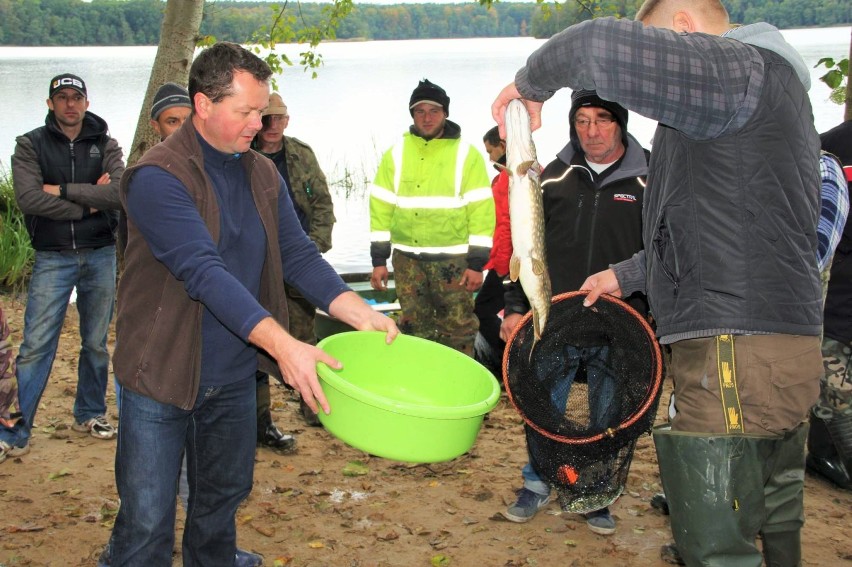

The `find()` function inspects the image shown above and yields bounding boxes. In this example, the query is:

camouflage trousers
[814,337,852,419]
[286,283,318,346]
[255,285,317,422]
[392,250,478,356]
[0,307,19,428]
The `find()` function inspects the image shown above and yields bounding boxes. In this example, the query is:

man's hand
[370,266,389,291]
[248,317,337,415]
[459,269,483,292]
[500,312,524,343]
[329,290,400,345]
[491,82,544,139]
[43,172,109,200]
[580,268,622,307]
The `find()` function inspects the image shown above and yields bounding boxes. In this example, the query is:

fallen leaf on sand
[48,468,72,480]
[342,461,369,477]
[5,523,46,533]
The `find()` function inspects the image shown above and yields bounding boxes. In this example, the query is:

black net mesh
[503,292,662,513]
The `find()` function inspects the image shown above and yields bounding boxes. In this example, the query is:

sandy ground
[0,293,850,567]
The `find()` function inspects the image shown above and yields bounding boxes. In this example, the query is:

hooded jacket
[369,119,495,270]
[12,111,124,251]
[504,133,649,316]
[484,159,512,276]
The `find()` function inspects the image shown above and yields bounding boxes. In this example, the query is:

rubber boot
[826,413,852,480]
[653,425,766,567]
[806,409,851,489]
[256,372,271,423]
[760,423,807,567]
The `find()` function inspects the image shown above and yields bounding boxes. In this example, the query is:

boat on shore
[315,271,505,379]
[314,272,399,340]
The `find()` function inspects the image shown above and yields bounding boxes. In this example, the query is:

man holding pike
[492,0,822,564]
[370,79,494,356]
[500,90,649,534]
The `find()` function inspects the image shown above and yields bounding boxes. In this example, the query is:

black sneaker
[650,492,670,515]
[234,548,263,567]
[661,542,686,565]
[584,507,616,535]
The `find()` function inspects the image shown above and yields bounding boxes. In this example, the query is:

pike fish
[505,99,551,346]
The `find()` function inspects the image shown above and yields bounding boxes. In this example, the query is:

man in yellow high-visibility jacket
[370,79,495,356]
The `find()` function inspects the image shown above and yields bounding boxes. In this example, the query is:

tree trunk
[127,0,204,167]
[845,28,851,121]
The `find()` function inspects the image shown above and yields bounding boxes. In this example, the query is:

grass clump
[0,169,33,291]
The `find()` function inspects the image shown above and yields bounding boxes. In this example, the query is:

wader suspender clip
[716,334,744,433]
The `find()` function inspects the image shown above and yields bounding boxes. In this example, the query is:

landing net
[503,291,662,513]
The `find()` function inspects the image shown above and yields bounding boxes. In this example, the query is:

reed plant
[325,141,381,200]
[328,162,371,199]
[0,169,33,291]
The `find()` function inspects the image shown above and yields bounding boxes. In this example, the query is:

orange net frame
[503,291,663,513]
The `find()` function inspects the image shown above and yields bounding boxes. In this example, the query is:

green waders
[653,423,808,567]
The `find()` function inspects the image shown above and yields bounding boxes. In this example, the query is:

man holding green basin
[108,42,399,565]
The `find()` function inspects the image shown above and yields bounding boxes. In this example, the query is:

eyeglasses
[573,117,616,129]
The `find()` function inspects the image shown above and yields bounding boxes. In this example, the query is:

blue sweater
[126,133,348,386]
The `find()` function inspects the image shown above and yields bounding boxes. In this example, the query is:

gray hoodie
[724,22,811,91]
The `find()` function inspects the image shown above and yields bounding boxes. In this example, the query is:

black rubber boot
[826,413,852,481]
[256,372,296,453]
[300,397,321,427]
[256,372,271,422]
[806,409,851,489]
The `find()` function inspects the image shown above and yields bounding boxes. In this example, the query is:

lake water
[1,27,849,273]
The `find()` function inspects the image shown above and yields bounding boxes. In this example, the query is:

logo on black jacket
[613,193,637,203]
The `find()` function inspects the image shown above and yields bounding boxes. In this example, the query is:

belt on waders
[716,334,744,433]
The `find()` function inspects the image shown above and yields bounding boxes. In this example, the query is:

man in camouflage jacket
[253,93,336,431]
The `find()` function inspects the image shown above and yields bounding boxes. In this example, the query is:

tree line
[0,0,848,47]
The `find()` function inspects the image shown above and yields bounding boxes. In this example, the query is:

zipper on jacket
[69,141,77,250]
[652,234,680,296]
[586,189,602,276]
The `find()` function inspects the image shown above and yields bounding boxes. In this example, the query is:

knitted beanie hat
[408,79,450,117]
[151,82,191,120]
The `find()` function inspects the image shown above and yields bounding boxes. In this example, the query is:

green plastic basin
[316,331,501,463]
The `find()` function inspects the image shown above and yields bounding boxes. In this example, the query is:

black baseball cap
[49,73,87,98]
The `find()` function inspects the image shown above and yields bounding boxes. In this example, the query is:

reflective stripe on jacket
[370,131,493,260]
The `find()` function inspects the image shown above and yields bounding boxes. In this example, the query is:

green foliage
[0,0,847,46]
[815,56,849,105]
[529,0,644,38]
[725,0,850,29]
[247,0,355,81]
[0,171,33,291]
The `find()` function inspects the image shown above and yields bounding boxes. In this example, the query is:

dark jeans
[0,247,115,448]
[110,375,256,566]
[474,269,506,354]
[523,344,617,492]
